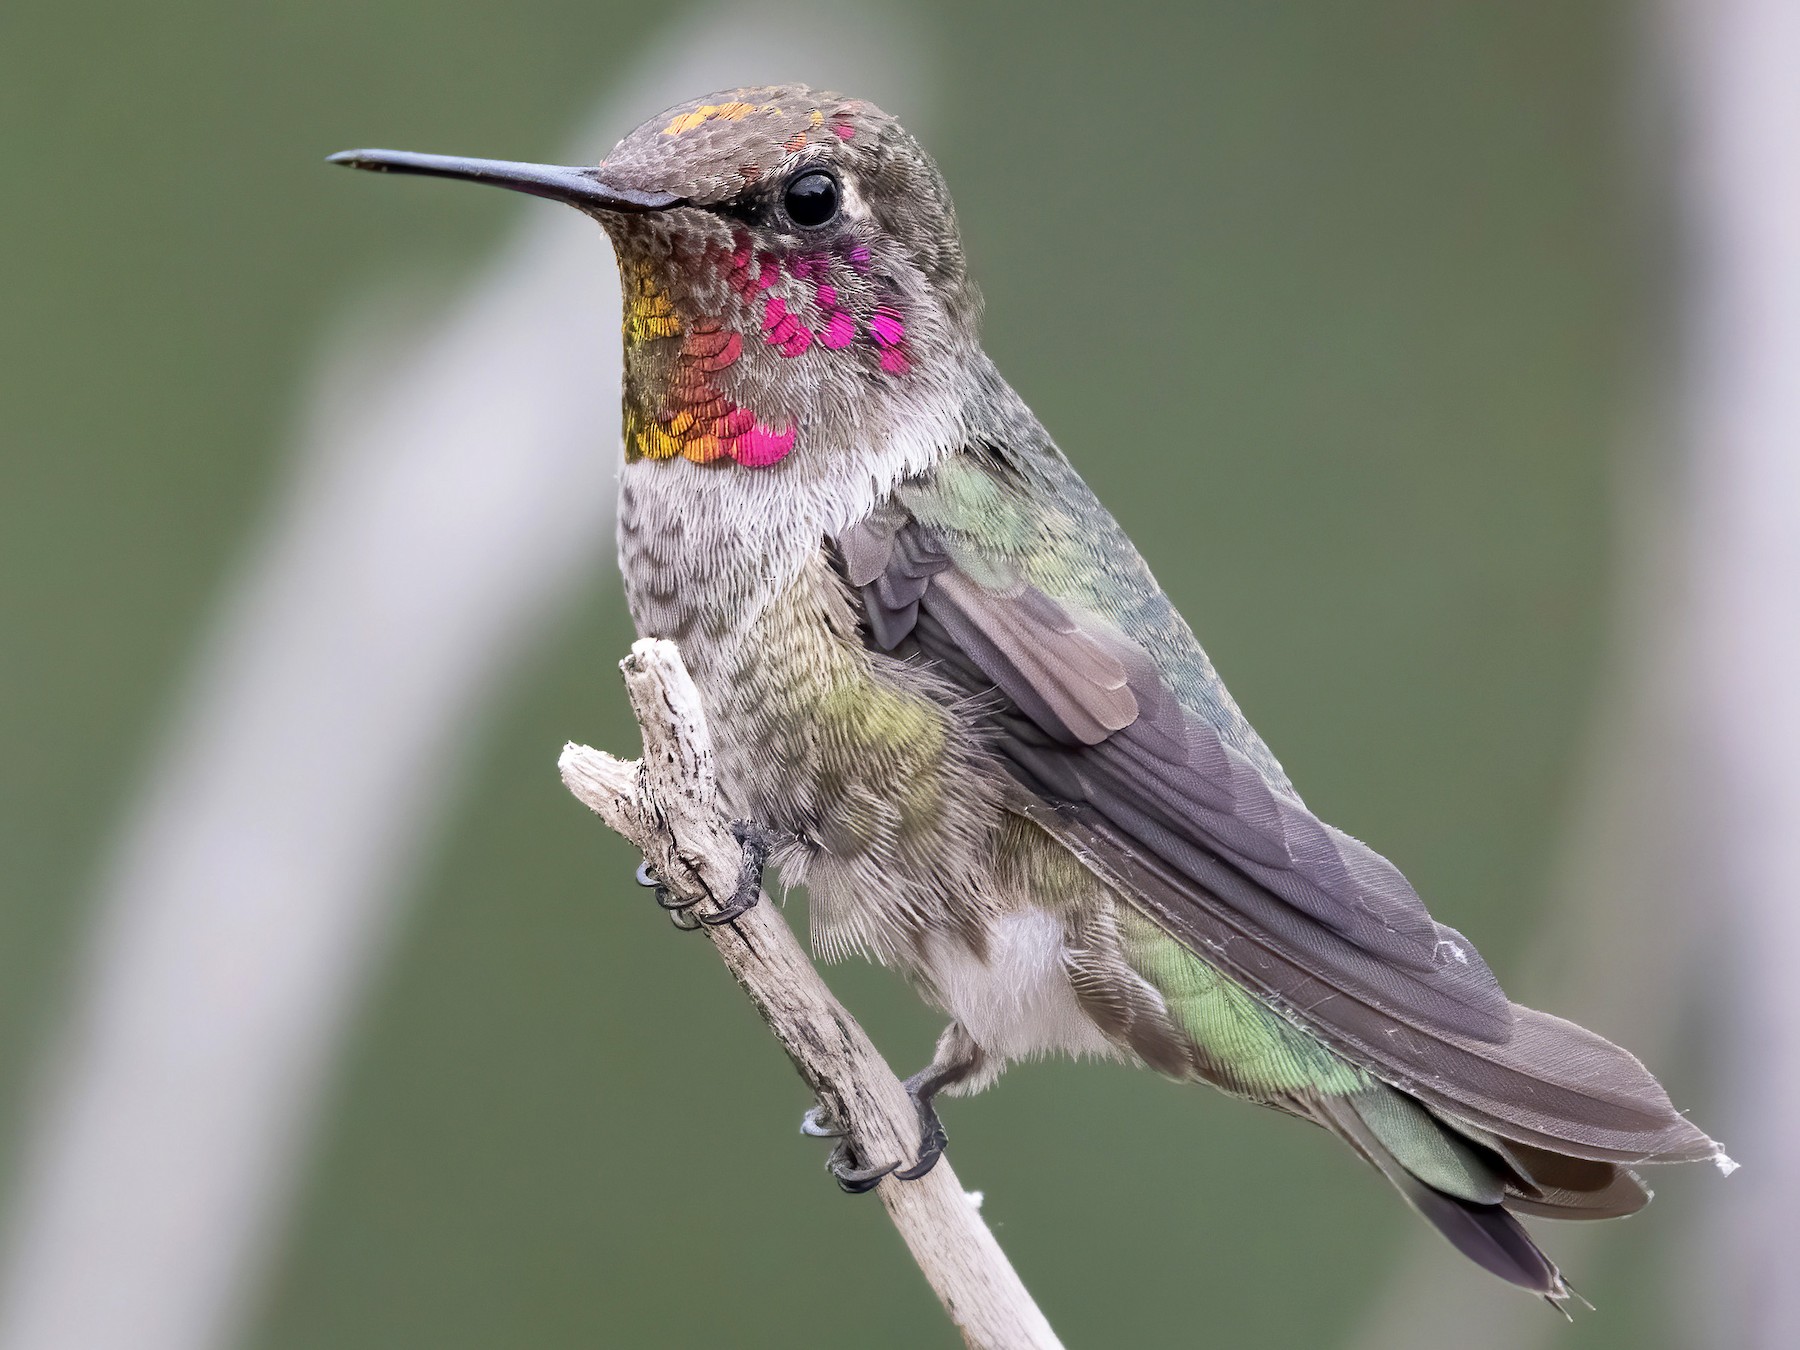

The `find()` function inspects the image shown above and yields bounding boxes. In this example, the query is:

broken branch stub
[557,637,1062,1350]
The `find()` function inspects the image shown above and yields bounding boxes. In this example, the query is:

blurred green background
[2,1,1715,1347]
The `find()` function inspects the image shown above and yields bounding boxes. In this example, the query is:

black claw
[893,1100,947,1182]
[803,1068,948,1194]
[888,1066,957,1182]
[636,857,705,930]
[699,892,755,925]
[828,1144,898,1194]
[803,1101,895,1192]
[701,819,772,925]
[636,824,773,930]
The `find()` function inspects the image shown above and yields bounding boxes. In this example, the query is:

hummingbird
[332,84,1726,1302]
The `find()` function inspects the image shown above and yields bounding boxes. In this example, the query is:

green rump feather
[1117,911,1367,1099]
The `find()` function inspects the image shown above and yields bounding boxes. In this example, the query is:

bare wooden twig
[557,638,1063,1350]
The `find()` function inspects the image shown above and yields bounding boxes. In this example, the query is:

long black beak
[326,148,680,212]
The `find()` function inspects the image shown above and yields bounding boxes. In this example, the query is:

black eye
[783,170,839,228]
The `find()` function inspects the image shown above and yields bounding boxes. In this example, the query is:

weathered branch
[558,638,1063,1350]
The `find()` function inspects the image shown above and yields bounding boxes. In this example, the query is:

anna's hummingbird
[332,85,1725,1302]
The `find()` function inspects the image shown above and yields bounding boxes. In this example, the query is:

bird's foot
[633,820,772,931]
[634,858,702,930]
[701,820,772,925]
[827,1145,898,1195]
[799,1104,843,1139]
[893,1070,949,1182]
[799,1102,897,1194]
[798,1069,948,1194]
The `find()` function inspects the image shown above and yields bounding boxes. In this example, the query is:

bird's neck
[618,249,806,469]
[608,221,981,475]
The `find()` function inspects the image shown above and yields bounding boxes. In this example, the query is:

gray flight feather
[840,451,1717,1165]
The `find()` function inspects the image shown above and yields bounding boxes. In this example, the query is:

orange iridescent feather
[622,263,795,468]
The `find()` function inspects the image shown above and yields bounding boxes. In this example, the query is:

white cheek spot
[833,169,872,226]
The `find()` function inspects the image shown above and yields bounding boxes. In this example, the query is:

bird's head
[333,85,980,472]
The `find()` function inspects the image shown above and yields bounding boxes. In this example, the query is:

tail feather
[1389,1171,1567,1297]
[1316,1086,1571,1299]
[1441,1120,1652,1221]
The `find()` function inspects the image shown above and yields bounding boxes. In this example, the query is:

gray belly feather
[619,462,1098,1063]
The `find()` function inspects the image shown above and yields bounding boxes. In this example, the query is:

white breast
[922,911,1115,1065]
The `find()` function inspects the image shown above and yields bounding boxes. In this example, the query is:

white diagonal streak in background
[1348,3,1799,1344]
[0,8,930,1349]
[1677,1,1800,1346]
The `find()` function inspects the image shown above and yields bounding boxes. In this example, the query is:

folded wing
[838,470,1717,1166]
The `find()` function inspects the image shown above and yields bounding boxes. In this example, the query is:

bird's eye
[783,171,839,228]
